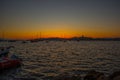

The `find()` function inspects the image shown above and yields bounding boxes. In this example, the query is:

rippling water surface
[0,41,120,80]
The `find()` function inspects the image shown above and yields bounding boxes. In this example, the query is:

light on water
[0,41,120,80]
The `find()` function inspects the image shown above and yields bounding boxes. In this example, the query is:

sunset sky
[0,0,120,39]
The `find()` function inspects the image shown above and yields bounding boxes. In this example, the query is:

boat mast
[40,32,41,39]
[2,31,4,40]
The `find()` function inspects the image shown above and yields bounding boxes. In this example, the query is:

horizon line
[0,36,120,40]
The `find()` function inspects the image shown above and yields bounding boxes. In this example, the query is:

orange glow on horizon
[1,31,120,40]
[1,23,120,40]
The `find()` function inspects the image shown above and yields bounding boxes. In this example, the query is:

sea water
[0,41,120,80]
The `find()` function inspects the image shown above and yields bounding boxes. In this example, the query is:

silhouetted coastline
[23,36,120,42]
[0,36,120,42]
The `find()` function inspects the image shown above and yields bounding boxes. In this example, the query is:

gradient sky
[0,0,120,39]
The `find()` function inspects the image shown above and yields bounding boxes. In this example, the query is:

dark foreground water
[0,41,120,80]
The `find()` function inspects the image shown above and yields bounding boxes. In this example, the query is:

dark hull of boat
[0,59,21,70]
